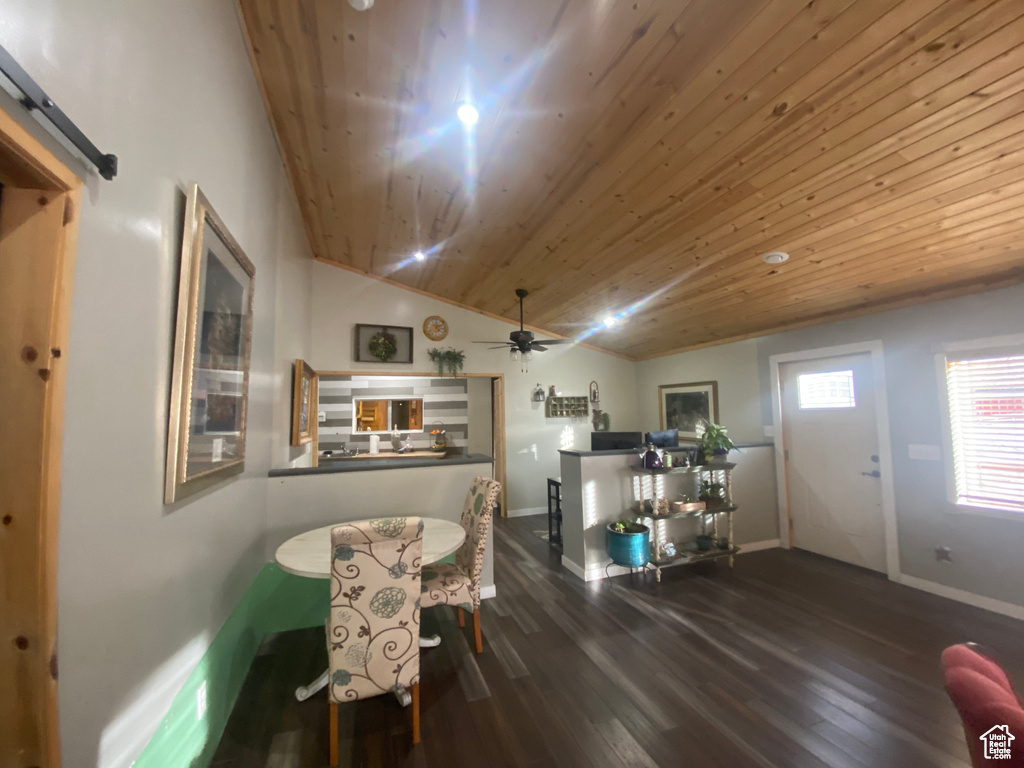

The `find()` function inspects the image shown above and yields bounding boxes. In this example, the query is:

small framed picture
[658,381,719,441]
[354,324,414,364]
[291,359,317,446]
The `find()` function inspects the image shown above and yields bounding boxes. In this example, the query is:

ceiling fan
[474,289,574,363]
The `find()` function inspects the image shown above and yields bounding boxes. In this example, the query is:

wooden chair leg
[457,606,465,627]
[329,702,338,766]
[473,606,483,654]
[411,683,421,745]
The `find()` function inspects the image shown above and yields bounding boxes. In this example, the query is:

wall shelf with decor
[545,396,589,419]
[631,461,739,581]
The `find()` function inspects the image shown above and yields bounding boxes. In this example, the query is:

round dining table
[275,516,466,579]
[275,517,466,701]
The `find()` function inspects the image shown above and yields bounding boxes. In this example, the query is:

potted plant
[695,515,715,551]
[427,347,466,377]
[607,517,650,568]
[699,421,735,464]
[699,480,727,509]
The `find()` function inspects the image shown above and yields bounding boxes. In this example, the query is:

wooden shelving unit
[545,396,588,418]
[631,461,739,581]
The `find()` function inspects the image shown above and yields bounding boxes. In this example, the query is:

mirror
[353,398,423,433]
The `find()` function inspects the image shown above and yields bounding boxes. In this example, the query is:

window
[945,353,1024,514]
[797,370,856,409]
[352,398,424,434]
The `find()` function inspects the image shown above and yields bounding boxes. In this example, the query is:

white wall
[635,339,765,444]
[754,282,1024,607]
[0,2,313,766]
[639,282,1024,610]
[309,262,640,513]
[271,186,315,470]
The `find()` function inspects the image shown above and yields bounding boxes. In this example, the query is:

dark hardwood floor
[212,515,1024,768]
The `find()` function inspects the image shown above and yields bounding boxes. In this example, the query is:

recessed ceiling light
[602,315,617,328]
[414,250,426,262]
[457,103,479,127]
[762,251,790,264]
[347,0,374,9]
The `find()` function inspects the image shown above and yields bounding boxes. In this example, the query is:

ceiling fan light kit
[474,288,574,372]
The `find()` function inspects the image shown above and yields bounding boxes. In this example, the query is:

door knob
[861,470,881,478]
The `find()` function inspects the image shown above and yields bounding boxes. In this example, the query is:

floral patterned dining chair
[327,517,423,764]
[420,476,501,654]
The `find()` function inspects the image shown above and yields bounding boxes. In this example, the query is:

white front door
[780,353,886,572]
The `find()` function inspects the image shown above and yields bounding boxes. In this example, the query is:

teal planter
[606,523,650,568]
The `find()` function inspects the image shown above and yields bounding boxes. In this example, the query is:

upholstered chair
[420,476,501,654]
[327,517,424,764]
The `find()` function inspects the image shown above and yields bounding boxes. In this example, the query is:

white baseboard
[561,554,679,582]
[506,506,546,518]
[739,538,781,553]
[480,585,496,600]
[560,555,586,580]
[561,539,782,583]
[896,573,1024,622]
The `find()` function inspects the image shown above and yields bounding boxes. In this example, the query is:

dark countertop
[559,442,774,457]
[268,453,493,478]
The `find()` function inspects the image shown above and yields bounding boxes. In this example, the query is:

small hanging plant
[427,347,466,376]
[368,330,398,362]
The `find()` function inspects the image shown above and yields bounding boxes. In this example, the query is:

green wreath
[368,330,398,362]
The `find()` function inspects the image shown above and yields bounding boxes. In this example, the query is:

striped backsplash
[317,375,469,454]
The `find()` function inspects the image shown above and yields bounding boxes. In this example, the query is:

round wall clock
[423,315,449,341]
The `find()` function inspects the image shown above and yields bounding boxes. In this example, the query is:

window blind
[946,354,1024,513]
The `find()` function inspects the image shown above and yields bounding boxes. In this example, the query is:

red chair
[942,643,1024,767]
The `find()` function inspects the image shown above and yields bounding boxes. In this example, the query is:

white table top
[275,517,466,579]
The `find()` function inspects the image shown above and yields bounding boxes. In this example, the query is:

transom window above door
[353,398,424,434]
[797,370,857,410]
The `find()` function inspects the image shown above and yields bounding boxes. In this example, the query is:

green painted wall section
[133,564,328,768]
[133,552,456,768]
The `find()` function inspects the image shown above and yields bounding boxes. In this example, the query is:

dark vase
[642,444,663,470]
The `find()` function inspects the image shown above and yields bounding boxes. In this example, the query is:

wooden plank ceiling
[239,0,1024,360]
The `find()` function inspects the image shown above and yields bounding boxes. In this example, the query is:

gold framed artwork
[658,381,719,442]
[291,359,317,446]
[165,183,256,503]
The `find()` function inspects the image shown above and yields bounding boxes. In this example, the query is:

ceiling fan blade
[488,345,511,350]
[535,338,575,345]
[473,341,513,345]
[530,344,549,352]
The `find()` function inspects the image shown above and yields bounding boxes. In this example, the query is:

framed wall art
[658,380,719,441]
[291,359,317,446]
[165,183,255,503]
[354,324,414,363]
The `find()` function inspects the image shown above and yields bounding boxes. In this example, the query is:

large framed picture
[354,324,414,364]
[291,359,317,446]
[658,381,719,441]
[165,183,255,503]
